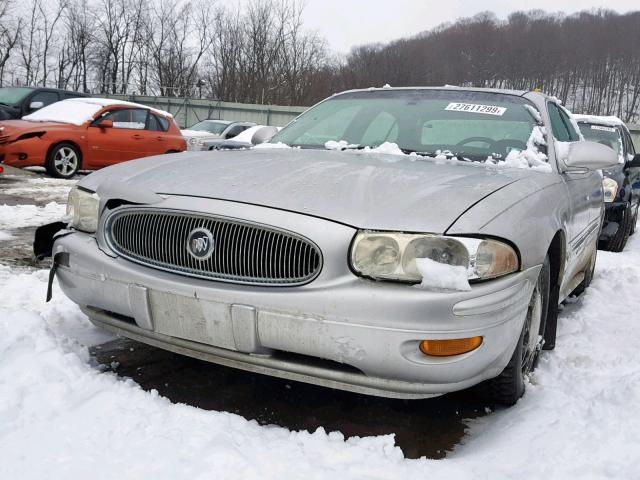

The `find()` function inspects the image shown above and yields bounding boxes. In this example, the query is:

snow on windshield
[22,98,171,126]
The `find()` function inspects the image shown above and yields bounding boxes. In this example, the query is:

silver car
[44,87,618,405]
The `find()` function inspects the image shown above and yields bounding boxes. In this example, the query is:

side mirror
[562,141,619,171]
[98,118,113,129]
[627,154,640,168]
[29,101,44,111]
[251,126,278,145]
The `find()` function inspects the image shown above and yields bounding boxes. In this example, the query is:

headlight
[66,186,100,232]
[188,137,198,145]
[602,177,618,203]
[351,231,519,283]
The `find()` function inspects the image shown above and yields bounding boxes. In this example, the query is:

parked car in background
[181,120,256,151]
[575,114,640,251]
[0,86,87,121]
[41,87,619,406]
[205,125,279,150]
[0,97,185,178]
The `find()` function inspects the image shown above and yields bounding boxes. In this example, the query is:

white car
[181,120,256,151]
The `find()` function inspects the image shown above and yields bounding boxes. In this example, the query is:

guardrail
[103,94,306,129]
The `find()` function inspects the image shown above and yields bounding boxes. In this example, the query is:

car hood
[81,149,540,232]
[181,129,221,139]
[0,119,72,136]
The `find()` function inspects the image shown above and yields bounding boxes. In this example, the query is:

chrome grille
[104,209,322,285]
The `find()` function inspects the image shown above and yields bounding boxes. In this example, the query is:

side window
[147,114,168,132]
[361,111,398,145]
[101,108,148,129]
[547,103,571,142]
[558,107,580,141]
[623,129,636,156]
[29,91,59,109]
[224,125,245,138]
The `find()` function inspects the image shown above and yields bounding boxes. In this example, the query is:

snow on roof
[573,114,625,128]
[22,97,172,126]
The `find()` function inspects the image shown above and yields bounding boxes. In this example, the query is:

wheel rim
[53,147,78,176]
[521,284,543,375]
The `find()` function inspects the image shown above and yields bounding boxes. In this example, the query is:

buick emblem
[187,227,215,260]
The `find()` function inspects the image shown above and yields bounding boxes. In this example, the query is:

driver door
[87,108,151,167]
[549,103,600,279]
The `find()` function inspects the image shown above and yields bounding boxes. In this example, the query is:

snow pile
[415,258,471,291]
[0,231,14,240]
[485,126,552,173]
[23,98,172,126]
[0,202,66,230]
[324,140,407,156]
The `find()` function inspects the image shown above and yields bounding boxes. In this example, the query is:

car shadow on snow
[90,338,493,459]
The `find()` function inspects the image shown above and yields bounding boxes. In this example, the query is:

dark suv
[576,114,640,251]
[0,86,87,120]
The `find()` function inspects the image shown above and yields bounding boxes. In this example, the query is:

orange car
[0,97,186,178]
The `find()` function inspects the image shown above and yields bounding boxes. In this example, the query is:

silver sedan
[45,87,618,405]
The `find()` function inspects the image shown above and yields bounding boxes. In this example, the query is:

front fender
[446,174,568,269]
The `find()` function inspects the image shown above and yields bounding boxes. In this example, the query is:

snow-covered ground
[1,175,639,479]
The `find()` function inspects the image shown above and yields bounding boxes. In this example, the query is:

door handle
[132,134,144,140]
[156,136,165,141]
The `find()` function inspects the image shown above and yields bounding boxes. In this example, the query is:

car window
[147,114,169,132]
[101,108,148,129]
[623,129,636,156]
[287,105,361,146]
[558,107,580,141]
[30,91,59,109]
[64,93,84,99]
[362,111,398,145]
[225,125,246,138]
[578,123,622,156]
[547,103,572,142]
[0,87,33,104]
[272,90,541,163]
[189,120,228,134]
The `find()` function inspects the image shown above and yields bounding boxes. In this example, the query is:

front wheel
[483,256,550,406]
[45,143,81,178]
[605,204,633,252]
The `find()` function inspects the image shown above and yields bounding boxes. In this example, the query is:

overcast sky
[300,0,639,54]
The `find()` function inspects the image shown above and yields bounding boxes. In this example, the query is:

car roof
[3,86,88,95]
[336,85,531,98]
[203,119,231,125]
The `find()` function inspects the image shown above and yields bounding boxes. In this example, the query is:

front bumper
[53,229,540,399]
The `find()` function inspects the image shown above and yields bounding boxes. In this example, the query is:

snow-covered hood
[181,129,221,139]
[80,149,541,232]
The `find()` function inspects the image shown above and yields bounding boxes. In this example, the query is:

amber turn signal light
[419,337,483,357]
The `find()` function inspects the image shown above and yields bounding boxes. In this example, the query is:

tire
[571,244,597,297]
[605,204,633,252]
[45,142,81,179]
[630,203,638,236]
[483,255,550,406]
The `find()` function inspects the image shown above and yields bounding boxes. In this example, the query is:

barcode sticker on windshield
[591,125,616,133]
[445,103,507,116]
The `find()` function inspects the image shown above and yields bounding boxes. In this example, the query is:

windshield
[272,89,544,162]
[188,120,229,135]
[0,87,32,105]
[578,123,623,157]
